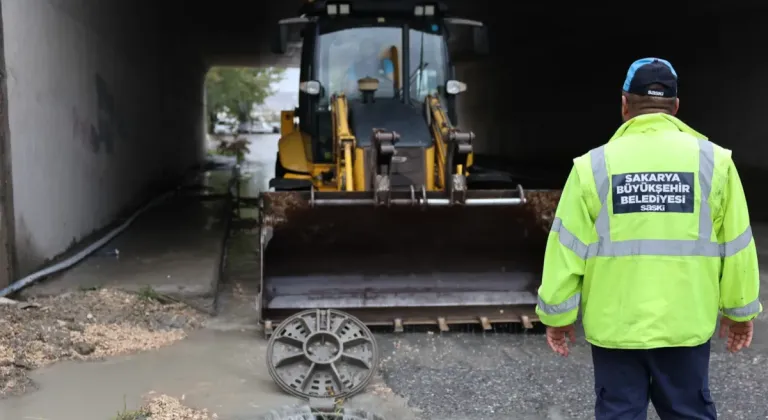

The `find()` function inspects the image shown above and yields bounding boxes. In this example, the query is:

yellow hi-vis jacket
[535,113,762,349]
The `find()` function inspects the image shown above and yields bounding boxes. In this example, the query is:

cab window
[408,27,448,103]
[317,25,403,103]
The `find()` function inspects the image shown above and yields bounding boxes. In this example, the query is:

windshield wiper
[415,31,426,97]
[409,62,429,85]
[400,32,428,100]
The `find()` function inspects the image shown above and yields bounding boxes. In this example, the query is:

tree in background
[265,110,281,123]
[205,67,286,132]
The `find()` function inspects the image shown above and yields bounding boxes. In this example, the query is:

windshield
[316,24,448,104]
[408,28,448,103]
[318,26,402,102]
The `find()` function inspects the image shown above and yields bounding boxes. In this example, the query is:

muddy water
[0,135,421,420]
[0,330,299,420]
[0,135,289,419]
[240,133,279,197]
[0,328,419,420]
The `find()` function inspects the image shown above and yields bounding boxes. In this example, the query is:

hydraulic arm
[426,94,479,205]
[331,93,356,192]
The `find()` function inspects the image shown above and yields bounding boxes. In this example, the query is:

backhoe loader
[260,0,559,334]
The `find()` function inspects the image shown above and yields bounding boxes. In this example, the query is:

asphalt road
[374,318,768,420]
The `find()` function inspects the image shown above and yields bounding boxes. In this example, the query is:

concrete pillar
[0,2,14,287]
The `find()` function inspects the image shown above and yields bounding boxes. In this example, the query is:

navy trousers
[592,341,717,420]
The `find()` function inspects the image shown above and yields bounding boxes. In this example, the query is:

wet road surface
[2,133,767,419]
[230,134,768,419]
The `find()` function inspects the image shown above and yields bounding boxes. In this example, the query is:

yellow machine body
[261,0,558,334]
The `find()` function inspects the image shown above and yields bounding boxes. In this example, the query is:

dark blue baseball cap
[622,58,678,98]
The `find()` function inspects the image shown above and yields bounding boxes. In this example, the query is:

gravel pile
[140,394,217,420]
[0,288,206,397]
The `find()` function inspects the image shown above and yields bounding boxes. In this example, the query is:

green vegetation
[113,409,147,420]
[216,138,251,164]
[137,285,161,302]
[113,397,147,420]
[205,66,286,129]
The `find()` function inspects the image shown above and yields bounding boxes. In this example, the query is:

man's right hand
[546,324,577,357]
[718,317,754,353]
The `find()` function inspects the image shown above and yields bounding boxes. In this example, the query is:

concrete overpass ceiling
[153,0,768,69]
[154,0,303,68]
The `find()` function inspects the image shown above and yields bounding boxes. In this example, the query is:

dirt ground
[0,288,207,397]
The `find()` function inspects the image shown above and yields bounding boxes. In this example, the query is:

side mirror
[473,26,490,55]
[271,17,310,55]
[271,24,289,55]
[444,18,489,62]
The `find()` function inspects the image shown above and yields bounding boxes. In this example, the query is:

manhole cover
[257,404,386,420]
[266,309,379,399]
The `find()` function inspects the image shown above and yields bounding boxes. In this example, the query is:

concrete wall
[1,0,204,276]
[703,15,768,217]
[704,16,768,181]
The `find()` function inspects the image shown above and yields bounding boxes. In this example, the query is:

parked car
[213,121,234,134]
[238,120,278,134]
[236,121,253,134]
[237,121,262,134]
[252,120,276,134]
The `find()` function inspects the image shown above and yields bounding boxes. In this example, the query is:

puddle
[0,330,298,420]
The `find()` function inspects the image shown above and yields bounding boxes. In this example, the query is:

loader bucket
[258,189,562,331]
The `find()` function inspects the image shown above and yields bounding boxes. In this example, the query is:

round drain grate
[257,404,386,420]
[266,309,379,400]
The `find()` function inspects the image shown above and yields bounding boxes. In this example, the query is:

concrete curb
[212,169,238,315]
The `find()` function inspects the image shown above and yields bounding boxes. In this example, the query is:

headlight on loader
[445,80,467,95]
[299,80,321,96]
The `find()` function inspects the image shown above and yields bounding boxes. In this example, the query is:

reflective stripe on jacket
[535,113,762,349]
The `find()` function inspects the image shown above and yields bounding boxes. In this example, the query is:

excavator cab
[260,0,555,334]
[270,1,488,191]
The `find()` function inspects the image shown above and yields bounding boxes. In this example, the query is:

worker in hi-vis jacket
[535,57,761,419]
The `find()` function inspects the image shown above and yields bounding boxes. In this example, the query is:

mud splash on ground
[0,289,207,397]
